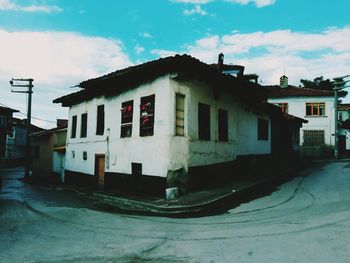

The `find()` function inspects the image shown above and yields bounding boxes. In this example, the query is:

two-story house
[267,75,335,157]
[0,106,19,167]
[5,118,43,166]
[54,54,305,193]
[338,103,350,156]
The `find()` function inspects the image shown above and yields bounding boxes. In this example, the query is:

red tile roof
[54,54,266,107]
[266,85,334,98]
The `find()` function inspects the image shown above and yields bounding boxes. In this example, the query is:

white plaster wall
[66,76,174,178]
[169,78,271,169]
[65,75,272,179]
[268,97,335,146]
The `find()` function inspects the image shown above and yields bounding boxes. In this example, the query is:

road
[1,161,350,263]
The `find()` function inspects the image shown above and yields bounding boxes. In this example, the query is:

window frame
[306,102,325,117]
[257,118,269,141]
[71,115,77,138]
[80,113,88,138]
[121,100,134,138]
[96,105,105,136]
[198,102,211,141]
[175,93,185,136]
[303,130,325,146]
[218,109,228,142]
[140,95,155,137]
[277,103,288,113]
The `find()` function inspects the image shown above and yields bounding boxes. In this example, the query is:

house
[31,120,67,182]
[5,118,43,167]
[0,106,19,167]
[266,75,335,158]
[53,54,306,193]
[338,103,350,156]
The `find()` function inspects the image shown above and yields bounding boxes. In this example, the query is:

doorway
[95,155,105,190]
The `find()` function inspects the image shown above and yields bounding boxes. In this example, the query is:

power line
[0,102,57,124]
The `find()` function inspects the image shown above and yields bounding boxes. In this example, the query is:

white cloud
[0,29,132,128]
[0,0,62,13]
[183,5,208,15]
[225,0,276,7]
[172,0,213,4]
[135,44,145,54]
[139,32,153,39]
[151,27,350,90]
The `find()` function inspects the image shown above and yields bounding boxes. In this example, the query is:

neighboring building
[266,75,335,157]
[338,103,350,156]
[5,118,43,166]
[31,120,67,182]
[54,54,305,193]
[0,106,18,166]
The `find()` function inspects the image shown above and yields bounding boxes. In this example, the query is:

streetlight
[9,78,33,179]
[333,75,350,159]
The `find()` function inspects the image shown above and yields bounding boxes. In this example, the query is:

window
[303,130,325,146]
[140,95,155,137]
[83,151,87,160]
[8,128,15,139]
[71,115,77,138]
[306,102,325,116]
[218,109,228,142]
[198,103,210,140]
[175,94,185,136]
[96,105,105,135]
[121,100,133,138]
[34,146,40,159]
[258,118,269,140]
[0,116,7,128]
[276,103,288,113]
[72,151,75,159]
[80,113,88,138]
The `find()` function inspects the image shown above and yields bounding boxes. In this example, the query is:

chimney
[218,53,224,70]
[280,75,288,88]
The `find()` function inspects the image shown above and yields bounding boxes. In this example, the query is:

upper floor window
[140,95,155,137]
[96,105,105,135]
[198,103,210,140]
[258,118,269,141]
[71,115,77,138]
[175,94,185,136]
[276,103,288,113]
[121,100,133,138]
[8,127,15,139]
[218,109,228,142]
[306,102,325,116]
[80,113,88,138]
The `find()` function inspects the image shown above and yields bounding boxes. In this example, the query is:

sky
[1,0,350,128]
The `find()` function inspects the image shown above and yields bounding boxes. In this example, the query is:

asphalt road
[1,161,350,263]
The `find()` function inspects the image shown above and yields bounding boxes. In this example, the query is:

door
[131,163,142,191]
[95,155,105,190]
[338,135,346,156]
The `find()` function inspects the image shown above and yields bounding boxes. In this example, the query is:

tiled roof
[266,85,334,98]
[0,106,19,113]
[54,54,266,107]
[338,103,350,110]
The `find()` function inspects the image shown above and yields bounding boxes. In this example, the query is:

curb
[65,161,311,217]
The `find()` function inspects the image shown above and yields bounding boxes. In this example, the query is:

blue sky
[1,0,350,128]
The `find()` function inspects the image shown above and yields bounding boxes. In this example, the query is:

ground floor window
[303,130,325,145]
[258,118,269,141]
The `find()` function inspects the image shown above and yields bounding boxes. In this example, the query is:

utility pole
[10,78,33,179]
[333,75,350,159]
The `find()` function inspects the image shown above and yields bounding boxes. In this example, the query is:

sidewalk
[66,160,311,217]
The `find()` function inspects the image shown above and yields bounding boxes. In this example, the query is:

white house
[338,103,350,156]
[267,75,335,157]
[54,55,305,193]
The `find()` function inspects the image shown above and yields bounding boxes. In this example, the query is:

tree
[300,76,348,98]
